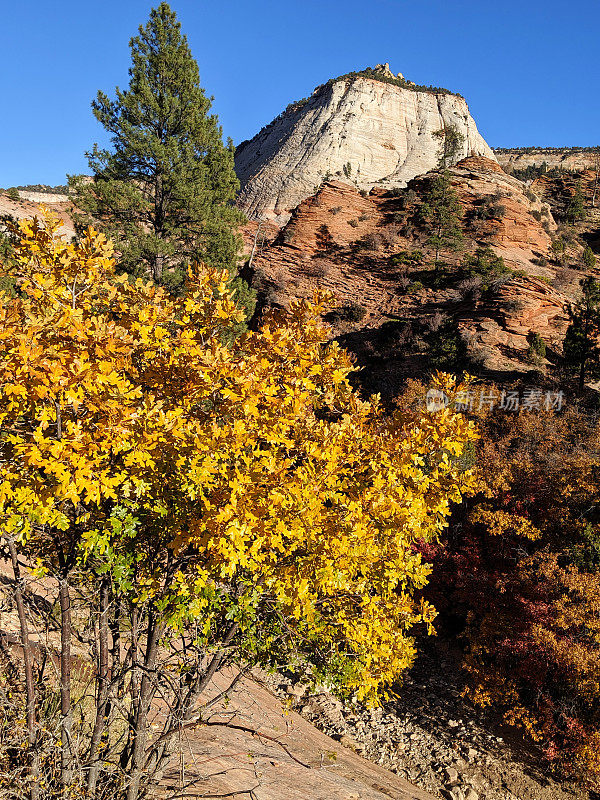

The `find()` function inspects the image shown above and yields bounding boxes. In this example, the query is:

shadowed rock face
[235,75,495,225]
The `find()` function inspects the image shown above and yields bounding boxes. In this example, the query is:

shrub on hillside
[460,246,513,292]
[419,399,600,787]
[390,249,424,268]
[325,300,368,324]
[582,245,596,270]
[358,232,382,250]
[0,213,477,798]
[425,316,468,372]
[472,192,506,222]
[527,332,547,365]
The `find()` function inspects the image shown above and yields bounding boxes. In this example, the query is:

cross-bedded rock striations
[235,70,495,225]
[241,156,579,386]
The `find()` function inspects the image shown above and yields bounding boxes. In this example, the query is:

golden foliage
[0,212,477,702]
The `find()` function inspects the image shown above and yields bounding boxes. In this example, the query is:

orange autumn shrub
[413,388,600,786]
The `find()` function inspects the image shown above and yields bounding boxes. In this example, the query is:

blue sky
[1,0,598,187]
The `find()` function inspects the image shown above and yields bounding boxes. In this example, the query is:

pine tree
[565,184,586,225]
[69,3,245,293]
[420,171,464,269]
[563,276,600,391]
[425,316,467,372]
[582,244,596,270]
[432,124,465,169]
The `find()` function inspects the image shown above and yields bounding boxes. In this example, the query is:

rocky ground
[264,639,588,800]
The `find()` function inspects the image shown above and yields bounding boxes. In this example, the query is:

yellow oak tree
[0,213,476,799]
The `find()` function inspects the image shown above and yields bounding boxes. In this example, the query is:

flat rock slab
[159,671,434,800]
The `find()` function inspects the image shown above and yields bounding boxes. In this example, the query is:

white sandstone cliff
[235,72,495,224]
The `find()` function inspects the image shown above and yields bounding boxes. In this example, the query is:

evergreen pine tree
[582,244,597,270]
[563,276,600,391]
[432,124,465,169]
[565,184,586,225]
[461,246,512,292]
[420,171,464,270]
[69,3,245,294]
[527,332,547,366]
[425,316,467,372]
[0,214,18,297]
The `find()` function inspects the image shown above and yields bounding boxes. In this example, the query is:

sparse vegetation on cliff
[433,125,465,169]
[324,66,462,97]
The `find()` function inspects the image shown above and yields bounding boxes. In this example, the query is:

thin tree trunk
[579,359,586,392]
[143,622,239,781]
[120,601,140,774]
[130,603,140,713]
[86,578,110,796]
[125,612,163,800]
[153,171,165,283]
[110,591,122,695]
[434,222,442,270]
[53,400,74,791]
[6,536,40,800]
[579,309,590,392]
[248,222,263,270]
[59,577,74,791]
[153,253,164,283]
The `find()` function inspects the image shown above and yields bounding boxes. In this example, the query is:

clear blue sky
[1,0,598,187]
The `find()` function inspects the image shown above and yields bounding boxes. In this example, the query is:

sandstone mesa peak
[235,67,495,224]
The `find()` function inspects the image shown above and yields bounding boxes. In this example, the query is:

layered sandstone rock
[242,156,572,382]
[0,192,75,239]
[18,190,69,204]
[235,70,495,225]
[433,156,557,274]
[157,669,435,800]
[496,148,599,175]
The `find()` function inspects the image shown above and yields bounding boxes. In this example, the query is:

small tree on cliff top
[69,3,243,293]
[0,214,476,799]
